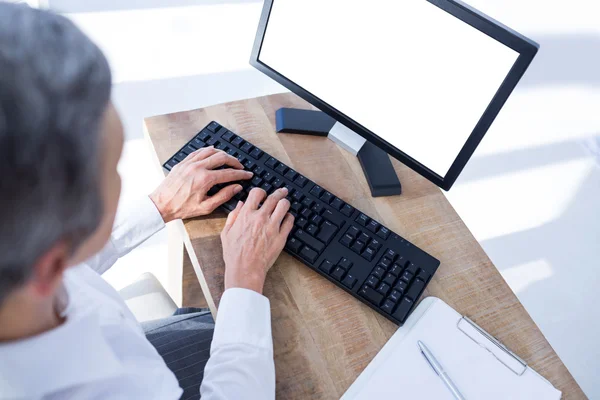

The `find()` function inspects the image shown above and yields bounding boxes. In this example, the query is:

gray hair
[0,4,112,305]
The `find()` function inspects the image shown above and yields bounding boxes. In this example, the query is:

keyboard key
[250,148,264,159]
[366,275,379,288]
[254,167,266,177]
[381,299,395,314]
[351,240,365,254]
[294,175,308,187]
[310,185,324,197]
[295,229,325,253]
[221,130,235,142]
[369,238,382,251]
[361,247,376,261]
[300,208,312,219]
[342,274,357,289]
[295,217,308,229]
[316,221,337,244]
[263,172,275,183]
[231,137,244,148]
[306,224,319,236]
[310,214,323,226]
[284,169,298,181]
[320,191,333,204]
[319,260,335,274]
[322,209,345,228]
[330,197,344,211]
[385,249,397,260]
[184,144,198,155]
[359,285,384,306]
[236,155,247,164]
[377,226,391,240]
[406,263,418,275]
[299,246,318,264]
[400,270,414,284]
[377,282,391,296]
[340,234,353,247]
[383,273,396,286]
[275,163,288,175]
[331,267,346,281]
[265,157,278,169]
[251,176,263,186]
[356,213,370,226]
[175,151,187,162]
[379,257,392,269]
[272,178,285,189]
[358,232,370,244]
[367,220,380,233]
[311,203,324,215]
[198,130,211,141]
[346,226,360,238]
[261,183,274,194]
[406,279,425,301]
[284,184,295,196]
[417,269,431,282]
[241,142,254,154]
[338,257,353,270]
[243,159,256,170]
[395,256,408,268]
[290,202,302,212]
[340,204,354,217]
[393,297,414,322]
[226,148,238,157]
[373,266,386,279]
[192,138,206,148]
[389,263,403,276]
[301,198,314,209]
[394,280,408,294]
[207,122,220,132]
[388,289,402,303]
[286,237,303,253]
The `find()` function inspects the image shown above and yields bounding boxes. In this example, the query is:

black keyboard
[164,121,441,325]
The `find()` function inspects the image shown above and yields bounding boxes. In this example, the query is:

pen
[418,340,466,400]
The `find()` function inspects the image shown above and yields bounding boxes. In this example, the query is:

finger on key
[261,188,288,215]
[212,168,253,185]
[200,151,244,170]
[223,200,244,234]
[270,197,291,225]
[244,187,267,211]
[186,146,217,163]
[279,213,295,236]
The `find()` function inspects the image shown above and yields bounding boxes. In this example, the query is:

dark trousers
[143,308,215,400]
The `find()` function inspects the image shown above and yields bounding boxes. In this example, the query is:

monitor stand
[276,107,402,197]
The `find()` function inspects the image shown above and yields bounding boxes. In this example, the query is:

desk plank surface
[144,93,584,399]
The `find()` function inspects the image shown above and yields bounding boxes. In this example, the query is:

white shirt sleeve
[200,288,275,400]
[82,196,166,274]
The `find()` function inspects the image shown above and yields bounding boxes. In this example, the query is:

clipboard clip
[457,316,528,376]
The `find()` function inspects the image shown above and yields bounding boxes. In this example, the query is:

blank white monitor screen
[259,0,520,178]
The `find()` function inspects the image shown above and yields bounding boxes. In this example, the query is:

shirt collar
[0,286,124,398]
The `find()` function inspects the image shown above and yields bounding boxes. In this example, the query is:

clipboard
[342,297,561,400]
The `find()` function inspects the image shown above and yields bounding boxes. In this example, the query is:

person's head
[0,4,124,313]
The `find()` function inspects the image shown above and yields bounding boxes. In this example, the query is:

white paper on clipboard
[342,297,561,400]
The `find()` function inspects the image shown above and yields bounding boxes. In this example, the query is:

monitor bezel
[250,0,539,190]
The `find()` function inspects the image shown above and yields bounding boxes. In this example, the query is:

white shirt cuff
[212,288,272,352]
[110,196,166,257]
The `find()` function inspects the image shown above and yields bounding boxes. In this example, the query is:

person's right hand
[221,187,295,294]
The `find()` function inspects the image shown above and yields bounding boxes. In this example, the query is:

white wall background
[40,0,600,397]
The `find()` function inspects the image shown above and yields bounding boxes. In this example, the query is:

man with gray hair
[0,4,293,399]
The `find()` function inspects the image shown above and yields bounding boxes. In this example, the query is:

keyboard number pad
[365,249,432,320]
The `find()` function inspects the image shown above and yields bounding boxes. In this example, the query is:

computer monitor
[250,0,538,190]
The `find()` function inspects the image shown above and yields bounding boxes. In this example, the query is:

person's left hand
[149,146,253,223]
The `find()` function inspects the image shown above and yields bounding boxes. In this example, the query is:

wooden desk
[145,93,583,399]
